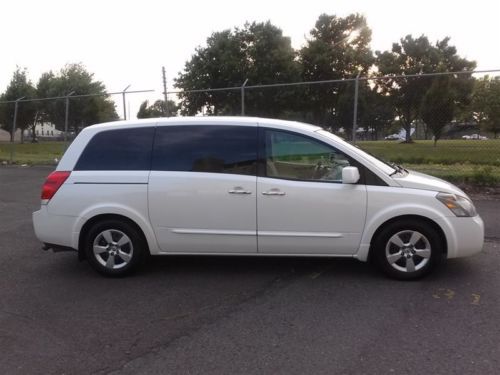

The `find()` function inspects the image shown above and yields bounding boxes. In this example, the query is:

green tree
[241,22,301,117]
[175,21,300,117]
[471,76,500,138]
[0,68,36,142]
[421,76,455,145]
[299,13,374,128]
[360,89,396,140]
[37,64,118,132]
[376,35,475,142]
[137,99,179,118]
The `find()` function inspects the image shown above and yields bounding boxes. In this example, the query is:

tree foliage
[137,99,179,118]
[0,68,36,141]
[36,64,118,132]
[471,76,500,138]
[376,36,475,141]
[421,76,455,145]
[299,13,373,128]
[175,21,300,116]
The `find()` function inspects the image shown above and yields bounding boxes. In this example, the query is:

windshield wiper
[389,163,407,176]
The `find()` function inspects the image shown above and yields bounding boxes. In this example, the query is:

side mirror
[342,166,360,184]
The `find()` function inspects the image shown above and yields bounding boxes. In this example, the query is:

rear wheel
[85,219,146,277]
[373,219,443,280]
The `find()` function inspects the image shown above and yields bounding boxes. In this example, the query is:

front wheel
[85,219,146,277]
[373,220,443,280]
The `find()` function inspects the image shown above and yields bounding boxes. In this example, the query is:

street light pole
[122,85,131,120]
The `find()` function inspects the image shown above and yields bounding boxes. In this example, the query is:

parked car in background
[462,134,488,140]
[384,133,401,140]
[33,117,484,280]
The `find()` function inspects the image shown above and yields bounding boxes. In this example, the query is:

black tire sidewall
[85,219,145,277]
[374,219,443,280]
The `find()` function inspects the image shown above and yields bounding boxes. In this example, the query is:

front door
[257,129,367,255]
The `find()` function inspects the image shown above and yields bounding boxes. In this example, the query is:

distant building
[24,122,63,139]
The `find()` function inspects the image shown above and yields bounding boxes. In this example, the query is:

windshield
[316,129,396,175]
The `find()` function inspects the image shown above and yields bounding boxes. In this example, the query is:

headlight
[436,192,477,217]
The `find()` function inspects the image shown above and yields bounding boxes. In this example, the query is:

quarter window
[152,125,257,175]
[74,127,155,171]
[265,130,351,182]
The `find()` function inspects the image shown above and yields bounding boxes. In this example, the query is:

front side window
[264,130,351,182]
[152,125,257,176]
[75,127,155,171]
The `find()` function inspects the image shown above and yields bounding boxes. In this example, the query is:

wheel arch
[366,214,448,262]
[78,214,151,261]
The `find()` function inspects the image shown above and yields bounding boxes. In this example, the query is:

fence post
[122,85,131,120]
[9,96,25,164]
[351,72,361,144]
[241,79,248,116]
[64,91,75,145]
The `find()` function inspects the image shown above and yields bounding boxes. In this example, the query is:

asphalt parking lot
[1,166,499,374]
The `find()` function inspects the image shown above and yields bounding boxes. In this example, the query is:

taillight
[41,171,71,202]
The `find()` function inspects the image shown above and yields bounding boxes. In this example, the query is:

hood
[393,170,467,196]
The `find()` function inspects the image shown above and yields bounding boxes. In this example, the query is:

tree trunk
[405,123,412,142]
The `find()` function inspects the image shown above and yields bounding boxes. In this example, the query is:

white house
[24,122,63,139]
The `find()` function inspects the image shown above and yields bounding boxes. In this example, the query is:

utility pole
[241,79,248,116]
[64,91,75,144]
[162,66,168,117]
[10,96,25,163]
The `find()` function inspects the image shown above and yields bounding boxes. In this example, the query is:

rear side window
[152,125,257,175]
[74,127,155,171]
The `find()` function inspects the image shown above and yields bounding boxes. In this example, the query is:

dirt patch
[459,184,500,200]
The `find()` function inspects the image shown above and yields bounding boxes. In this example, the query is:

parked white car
[384,133,400,140]
[462,134,488,140]
[33,117,484,279]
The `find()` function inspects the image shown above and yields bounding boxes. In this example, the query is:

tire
[373,219,443,280]
[84,219,146,277]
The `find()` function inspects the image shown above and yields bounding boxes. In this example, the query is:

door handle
[262,190,286,196]
[228,187,252,195]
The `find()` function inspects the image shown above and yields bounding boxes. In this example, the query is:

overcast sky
[1,0,499,119]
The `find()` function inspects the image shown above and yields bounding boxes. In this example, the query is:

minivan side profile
[33,117,484,279]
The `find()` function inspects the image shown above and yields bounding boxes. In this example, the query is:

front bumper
[435,214,484,259]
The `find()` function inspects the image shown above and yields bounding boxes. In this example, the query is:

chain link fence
[1,70,499,186]
[166,69,500,186]
[0,89,153,164]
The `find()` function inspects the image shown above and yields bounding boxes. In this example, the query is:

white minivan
[33,117,484,279]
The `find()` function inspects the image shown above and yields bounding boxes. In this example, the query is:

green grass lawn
[358,139,500,185]
[0,142,66,164]
[1,139,499,185]
[358,139,500,166]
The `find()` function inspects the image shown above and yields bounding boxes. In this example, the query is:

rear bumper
[33,206,79,250]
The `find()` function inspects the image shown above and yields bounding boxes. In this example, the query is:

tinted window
[152,125,257,175]
[265,129,351,182]
[75,127,154,171]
